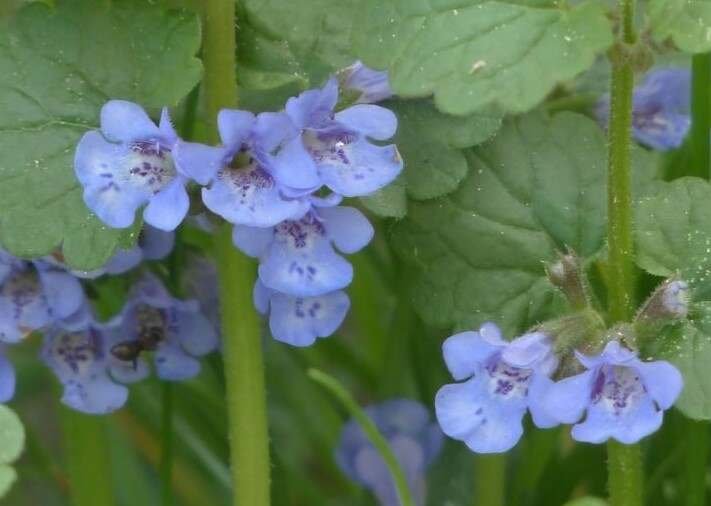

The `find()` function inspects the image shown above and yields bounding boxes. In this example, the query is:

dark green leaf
[352,0,613,115]
[648,0,711,54]
[0,0,202,269]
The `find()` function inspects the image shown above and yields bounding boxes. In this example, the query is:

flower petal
[572,396,663,445]
[268,290,350,346]
[173,140,229,185]
[335,104,398,140]
[442,330,501,381]
[172,307,219,356]
[38,269,85,320]
[285,78,339,129]
[100,100,160,143]
[0,353,16,403]
[526,374,558,428]
[253,111,298,152]
[319,206,374,254]
[541,370,594,425]
[272,136,321,189]
[143,178,190,231]
[217,109,255,150]
[637,360,683,410]
[154,340,201,381]
[232,225,274,258]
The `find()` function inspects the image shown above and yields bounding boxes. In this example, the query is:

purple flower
[0,252,85,343]
[540,341,682,444]
[0,346,15,403]
[174,110,312,227]
[340,60,394,104]
[232,205,373,297]
[109,273,218,381]
[435,323,558,453]
[42,313,146,414]
[182,254,221,335]
[74,100,190,231]
[275,78,403,197]
[597,68,691,151]
[336,399,443,506]
[253,280,349,347]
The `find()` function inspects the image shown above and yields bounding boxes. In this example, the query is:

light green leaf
[563,498,608,506]
[0,465,17,498]
[352,0,613,115]
[648,0,711,54]
[0,405,24,498]
[360,178,408,219]
[390,112,655,334]
[0,0,202,269]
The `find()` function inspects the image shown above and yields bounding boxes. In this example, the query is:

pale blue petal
[335,104,398,140]
[343,61,393,104]
[637,360,683,410]
[253,111,298,153]
[526,374,558,428]
[442,331,501,381]
[319,206,374,254]
[268,290,350,346]
[285,78,339,128]
[217,109,255,150]
[61,374,129,415]
[571,396,663,445]
[159,107,179,143]
[203,166,310,227]
[272,136,321,189]
[314,135,403,197]
[173,140,229,185]
[0,354,16,402]
[104,247,143,274]
[155,340,201,381]
[140,225,175,260]
[253,280,271,314]
[143,177,189,231]
[38,269,85,320]
[232,225,274,258]
[502,332,551,369]
[100,100,160,143]
[541,370,594,424]
[173,307,218,356]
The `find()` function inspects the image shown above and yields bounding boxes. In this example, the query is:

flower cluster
[435,322,683,453]
[597,67,691,151]
[336,399,443,506]
[75,71,402,347]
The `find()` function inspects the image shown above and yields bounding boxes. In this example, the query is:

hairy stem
[201,1,271,505]
[690,53,711,179]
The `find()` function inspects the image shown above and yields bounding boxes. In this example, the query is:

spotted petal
[268,290,350,346]
[155,339,201,381]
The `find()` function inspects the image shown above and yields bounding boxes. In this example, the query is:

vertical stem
[160,383,174,506]
[690,53,711,179]
[684,420,709,506]
[62,409,114,506]
[682,53,711,506]
[201,2,271,505]
[606,2,642,506]
[475,454,506,506]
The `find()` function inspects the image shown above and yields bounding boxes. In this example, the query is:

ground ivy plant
[0,0,711,506]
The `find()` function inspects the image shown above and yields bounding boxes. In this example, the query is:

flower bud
[637,278,690,324]
[546,251,590,310]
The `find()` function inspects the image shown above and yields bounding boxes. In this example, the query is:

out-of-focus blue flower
[110,273,218,381]
[0,252,85,343]
[253,280,349,347]
[74,100,190,231]
[0,346,16,403]
[276,78,403,197]
[233,205,373,297]
[435,322,558,453]
[340,60,394,104]
[596,68,691,151]
[41,311,145,414]
[182,254,221,335]
[174,110,313,227]
[540,341,682,444]
[336,399,443,506]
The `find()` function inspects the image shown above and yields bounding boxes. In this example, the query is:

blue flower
[232,205,374,297]
[173,110,313,227]
[182,254,221,335]
[0,346,16,403]
[435,323,558,453]
[540,341,682,444]
[276,78,403,197]
[75,100,190,231]
[0,252,85,343]
[340,60,394,104]
[253,280,349,347]
[336,399,443,506]
[110,273,219,381]
[597,68,691,151]
[42,313,145,415]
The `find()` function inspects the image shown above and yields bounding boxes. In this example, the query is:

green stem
[690,53,711,179]
[200,1,271,504]
[684,419,709,506]
[308,369,416,506]
[160,383,173,506]
[475,454,506,506]
[62,409,114,506]
[606,1,643,505]
[608,442,643,506]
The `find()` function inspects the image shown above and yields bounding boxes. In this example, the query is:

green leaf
[648,0,711,54]
[563,498,608,506]
[360,99,502,216]
[390,111,656,334]
[0,466,17,498]
[0,0,202,269]
[0,405,24,464]
[352,0,613,115]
